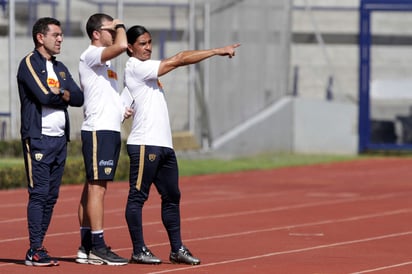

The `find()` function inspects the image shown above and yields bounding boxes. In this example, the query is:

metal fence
[2,0,292,155]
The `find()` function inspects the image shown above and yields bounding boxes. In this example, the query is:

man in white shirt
[76,13,132,266]
[124,24,239,265]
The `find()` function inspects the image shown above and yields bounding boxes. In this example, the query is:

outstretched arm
[158,43,240,77]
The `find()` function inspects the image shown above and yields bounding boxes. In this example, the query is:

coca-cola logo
[99,159,114,166]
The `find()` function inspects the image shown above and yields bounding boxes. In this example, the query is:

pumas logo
[107,69,118,80]
[59,71,66,80]
[148,154,156,162]
[104,167,112,175]
[34,153,43,161]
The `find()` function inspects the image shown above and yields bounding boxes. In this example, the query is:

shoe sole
[88,254,128,266]
[170,259,200,265]
[88,259,127,266]
[130,258,162,265]
[25,260,59,266]
[75,257,88,264]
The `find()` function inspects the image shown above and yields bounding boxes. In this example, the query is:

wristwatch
[59,88,65,96]
[115,24,126,30]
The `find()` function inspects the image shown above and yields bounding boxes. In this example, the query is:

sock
[91,230,106,250]
[80,227,92,251]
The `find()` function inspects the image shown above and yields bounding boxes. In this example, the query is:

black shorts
[81,130,121,181]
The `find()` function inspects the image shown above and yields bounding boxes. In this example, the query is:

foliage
[0,140,130,189]
[0,140,362,189]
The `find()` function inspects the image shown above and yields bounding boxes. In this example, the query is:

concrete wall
[211,97,294,157]
[293,98,358,155]
[211,97,358,156]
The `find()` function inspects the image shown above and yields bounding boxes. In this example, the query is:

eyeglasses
[100,28,116,36]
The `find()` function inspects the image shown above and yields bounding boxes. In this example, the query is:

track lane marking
[0,192,407,224]
[144,231,412,274]
[350,261,412,273]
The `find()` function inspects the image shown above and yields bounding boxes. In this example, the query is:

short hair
[126,25,150,57]
[32,17,61,46]
[85,13,114,39]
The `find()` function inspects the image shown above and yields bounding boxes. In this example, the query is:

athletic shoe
[130,246,162,264]
[75,246,89,264]
[25,247,59,266]
[169,246,200,265]
[88,246,128,266]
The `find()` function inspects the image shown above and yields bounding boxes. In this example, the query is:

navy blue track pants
[125,145,182,253]
[22,135,66,249]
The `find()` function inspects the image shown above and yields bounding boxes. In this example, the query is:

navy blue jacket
[17,49,84,141]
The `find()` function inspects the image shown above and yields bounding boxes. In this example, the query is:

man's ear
[36,33,44,46]
[92,30,100,41]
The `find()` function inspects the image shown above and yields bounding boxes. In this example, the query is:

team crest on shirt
[34,153,43,161]
[59,71,66,80]
[107,69,118,80]
[104,167,112,175]
[148,154,156,162]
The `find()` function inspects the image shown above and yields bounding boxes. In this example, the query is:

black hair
[85,13,114,39]
[32,17,61,46]
[126,25,150,57]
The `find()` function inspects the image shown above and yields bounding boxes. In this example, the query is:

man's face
[39,24,63,57]
[99,20,116,46]
[128,32,152,61]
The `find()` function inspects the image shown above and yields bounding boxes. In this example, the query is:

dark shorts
[81,130,121,181]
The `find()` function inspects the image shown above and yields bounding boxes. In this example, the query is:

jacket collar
[33,49,57,63]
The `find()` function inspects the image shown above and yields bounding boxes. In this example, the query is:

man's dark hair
[32,17,61,46]
[85,13,114,39]
[126,25,150,57]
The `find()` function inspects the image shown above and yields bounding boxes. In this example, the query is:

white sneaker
[88,246,128,266]
[75,246,89,264]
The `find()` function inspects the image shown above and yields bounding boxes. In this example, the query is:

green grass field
[0,158,24,168]
[0,153,358,175]
[176,153,360,176]
[0,153,363,189]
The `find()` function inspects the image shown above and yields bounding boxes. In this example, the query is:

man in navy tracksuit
[17,17,83,267]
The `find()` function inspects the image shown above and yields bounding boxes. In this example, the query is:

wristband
[115,24,126,30]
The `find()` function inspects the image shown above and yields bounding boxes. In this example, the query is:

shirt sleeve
[84,46,106,68]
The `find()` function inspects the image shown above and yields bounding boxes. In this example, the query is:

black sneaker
[88,246,128,266]
[169,246,200,265]
[75,246,89,264]
[25,247,59,267]
[130,246,162,264]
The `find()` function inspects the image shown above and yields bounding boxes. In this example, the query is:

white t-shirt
[124,57,173,148]
[42,60,65,136]
[79,45,123,132]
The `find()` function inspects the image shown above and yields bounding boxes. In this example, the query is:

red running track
[0,157,412,273]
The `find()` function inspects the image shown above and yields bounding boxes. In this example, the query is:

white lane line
[111,208,412,252]
[349,261,412,274]
[0,188,281,210]
[1,203,412,245]
[288,232,324,237]
[145,231,412,274]
[1,209,412,268]
[0,191,405,225]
